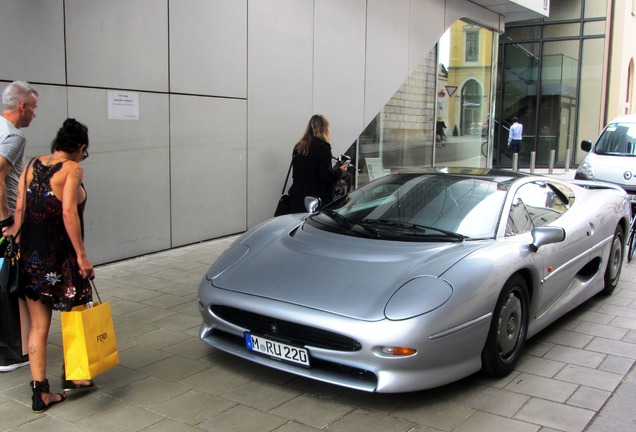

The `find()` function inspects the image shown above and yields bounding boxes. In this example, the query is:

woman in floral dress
[12,118,95,413]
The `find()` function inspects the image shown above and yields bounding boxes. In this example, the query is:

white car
[575,114,636,198]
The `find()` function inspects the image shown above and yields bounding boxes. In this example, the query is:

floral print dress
[19,159,91,311]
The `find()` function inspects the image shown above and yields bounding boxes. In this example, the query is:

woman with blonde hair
[287,114,347,212]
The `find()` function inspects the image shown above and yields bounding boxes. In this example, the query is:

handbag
[0,235,20,295]
[274,158,294,217]
[61,279,120,380]
[0,158,34,296]
[0,287,25,364]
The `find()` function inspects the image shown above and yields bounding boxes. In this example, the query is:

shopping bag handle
[89,278,102,305]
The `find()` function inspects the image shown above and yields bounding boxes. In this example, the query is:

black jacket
[288,137,341,213]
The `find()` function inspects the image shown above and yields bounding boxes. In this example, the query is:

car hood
[209,216,488,321]
[585,152,636,188]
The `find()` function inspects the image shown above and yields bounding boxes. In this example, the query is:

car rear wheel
[481,274,529,377]
[601,225,624,295]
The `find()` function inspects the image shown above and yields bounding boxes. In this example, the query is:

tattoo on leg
[29,344,37,355]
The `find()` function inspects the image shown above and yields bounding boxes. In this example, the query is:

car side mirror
[529,226,566,253]
[304,197,321,213]
[581,140,592,152]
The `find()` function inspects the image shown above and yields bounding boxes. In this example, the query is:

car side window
[507,195,533,235]
[506,182,568,235]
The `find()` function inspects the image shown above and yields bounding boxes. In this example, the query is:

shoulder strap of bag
[14,157,36,238]
[281,158,293,195]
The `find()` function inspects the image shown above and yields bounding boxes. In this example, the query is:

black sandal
[62,376,95,392]
[31,379,66,413]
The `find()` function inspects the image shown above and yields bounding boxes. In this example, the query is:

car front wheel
[601,225,624,295]
[481,274,529,377]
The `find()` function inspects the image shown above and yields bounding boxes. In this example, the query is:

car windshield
[308,173,507,241]
[594,123,636,156]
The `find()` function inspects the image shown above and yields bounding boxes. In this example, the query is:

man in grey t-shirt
[0,81,38,227]
[0,81,39,373]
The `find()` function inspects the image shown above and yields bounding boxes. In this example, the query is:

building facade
[494,0,636,169]
[1,1,547,264]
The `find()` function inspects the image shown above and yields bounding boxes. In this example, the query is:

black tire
[628,225,636,263]
[601,225,624,295]
[481,274,529,377]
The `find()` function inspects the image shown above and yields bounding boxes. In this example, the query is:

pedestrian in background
[0,81,39,373]
[288,114,347,213]
[507,117,523,154]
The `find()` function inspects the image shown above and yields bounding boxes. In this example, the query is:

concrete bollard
[513,153,519,171]
[530,151,536,174]
[549,149,556,174]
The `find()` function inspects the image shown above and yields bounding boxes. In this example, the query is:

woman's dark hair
[50,118,89,153]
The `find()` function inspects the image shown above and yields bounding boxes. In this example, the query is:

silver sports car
[198,168,630,393]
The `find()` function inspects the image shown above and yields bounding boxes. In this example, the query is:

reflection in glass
[540,40,579,166]
[577,38,605,163]
[497,42,539,168]
[350,20,496,187]
[584,0,608,18]
[583,21,607,36]
[543,23,580,38]
[546,0,582,21]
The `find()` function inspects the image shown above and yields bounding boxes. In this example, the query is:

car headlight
[576,160,595,180]
[384,276,453,320]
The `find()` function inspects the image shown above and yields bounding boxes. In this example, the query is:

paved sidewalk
[2,206,636,431]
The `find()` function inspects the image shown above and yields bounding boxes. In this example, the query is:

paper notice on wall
[107,90,139,120]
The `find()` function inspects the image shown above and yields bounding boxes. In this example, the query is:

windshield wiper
[361,219,466,241]
[322,210,381,238]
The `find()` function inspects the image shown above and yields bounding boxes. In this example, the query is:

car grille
[211,305,362,351]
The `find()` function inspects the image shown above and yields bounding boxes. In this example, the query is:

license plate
[244,332,310,367]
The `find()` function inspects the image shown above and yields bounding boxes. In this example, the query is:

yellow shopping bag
[61,300,120,380]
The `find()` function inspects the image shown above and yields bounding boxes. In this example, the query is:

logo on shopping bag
[97,333,108,343]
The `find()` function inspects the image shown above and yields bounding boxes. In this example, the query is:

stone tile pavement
[2,220,636,431]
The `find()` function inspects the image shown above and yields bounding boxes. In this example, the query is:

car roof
[608,114,636,124]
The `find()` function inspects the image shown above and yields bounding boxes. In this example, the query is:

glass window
[583,20,606,36]
[543,23,580,38]
[505,26,541,42]
[584,0,608,18]
[576,37,605,163]
[507,196,533,235]
[507,181,568,236]
[592,123,636,156]
[497,42,539,168]
[546,0,582,21]
[538,40,579,166]
[465,30,479,62]
[320,173,507,240]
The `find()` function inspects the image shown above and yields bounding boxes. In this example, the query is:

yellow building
[446,22,495,138]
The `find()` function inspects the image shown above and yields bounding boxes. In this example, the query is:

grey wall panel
[313,0,367,157]
[170,0,247,98]
[65,0,169,92]
[0,0,66,84]
[247,0,314,227]
[364,0,411,126]
[170,95,247,247]
[67,88,171,264]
